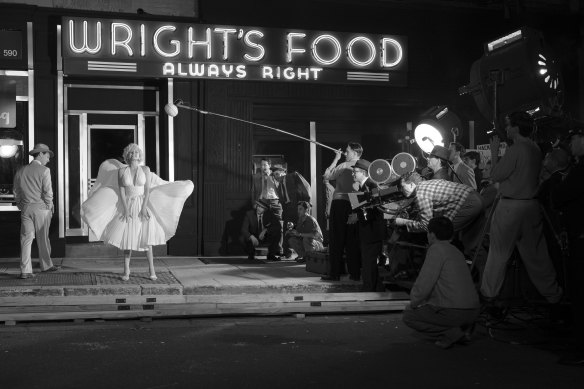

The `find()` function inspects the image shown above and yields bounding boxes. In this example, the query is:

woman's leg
[147,246,157,280]
[122,250,132,280]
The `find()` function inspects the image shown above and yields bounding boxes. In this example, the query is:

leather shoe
[320,275,340,281]
[19,273,36,279]
[42,265,61,272]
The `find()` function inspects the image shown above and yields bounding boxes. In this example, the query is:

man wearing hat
[241,199,282,261]
[427,145,453,181]
[449,142,477,189]
[13,143,60,278]
[351,159,385,291]
[272,163,311,259]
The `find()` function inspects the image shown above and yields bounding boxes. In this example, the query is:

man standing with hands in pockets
[13,143,60,279]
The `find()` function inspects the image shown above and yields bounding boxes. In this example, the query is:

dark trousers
[263,198,283,254]
[403,304,479,343]
[281,203,297,256]
[361,240,383,291]
[329,199,360,277]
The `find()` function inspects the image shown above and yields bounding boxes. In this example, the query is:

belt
[501,196,535,200]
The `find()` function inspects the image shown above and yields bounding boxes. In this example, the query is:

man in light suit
[449,142,477,189]
[13,143,60,278]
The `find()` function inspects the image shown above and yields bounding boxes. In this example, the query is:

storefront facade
[0,1,581,257]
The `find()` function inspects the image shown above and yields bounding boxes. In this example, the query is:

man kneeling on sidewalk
[402,216,479,349]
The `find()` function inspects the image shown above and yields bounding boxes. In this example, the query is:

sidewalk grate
[94,272,179,285]
[0,272,93,286]
[0,271,178,286]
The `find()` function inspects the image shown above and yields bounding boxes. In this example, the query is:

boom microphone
[164,99,344,155]
[164,102,179,117]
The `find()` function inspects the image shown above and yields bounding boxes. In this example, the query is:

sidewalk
[0,256,409,323]
[0,256,408,297]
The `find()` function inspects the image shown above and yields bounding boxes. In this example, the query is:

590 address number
[2,49,19,57]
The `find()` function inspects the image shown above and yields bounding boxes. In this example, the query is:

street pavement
[0,313,582,389]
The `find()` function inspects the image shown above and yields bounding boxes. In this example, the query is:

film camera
[348,153,417,221]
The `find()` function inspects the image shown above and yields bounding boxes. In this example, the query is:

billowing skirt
[100,194,166,251]
[82,180,194,252]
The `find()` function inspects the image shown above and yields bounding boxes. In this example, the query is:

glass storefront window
[0,128,24,204]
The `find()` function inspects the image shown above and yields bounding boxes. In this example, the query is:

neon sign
[62,17,408,85]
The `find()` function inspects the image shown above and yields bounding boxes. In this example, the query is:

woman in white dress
[82,143,193,281]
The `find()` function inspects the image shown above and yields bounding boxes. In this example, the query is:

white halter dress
[81,159,194,251]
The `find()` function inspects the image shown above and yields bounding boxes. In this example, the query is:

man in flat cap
[13,143,60,278]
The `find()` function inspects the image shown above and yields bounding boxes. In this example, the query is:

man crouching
[402,216,479,349]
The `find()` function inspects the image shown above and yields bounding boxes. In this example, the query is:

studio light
[459,27,563,126]
[414,106,461,153]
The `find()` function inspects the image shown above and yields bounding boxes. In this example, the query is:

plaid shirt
[404,179,473,233]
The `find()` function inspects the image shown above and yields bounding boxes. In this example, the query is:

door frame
[63,84,159,238]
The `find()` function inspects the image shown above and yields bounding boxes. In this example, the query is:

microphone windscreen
[164,103,179,117]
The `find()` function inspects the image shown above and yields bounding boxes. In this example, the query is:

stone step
[65,243,167,258]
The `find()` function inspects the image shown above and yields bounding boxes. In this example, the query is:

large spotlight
[460,27,563,124]
[414,106,460,153]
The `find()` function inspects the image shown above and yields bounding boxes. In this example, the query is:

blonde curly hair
[122,143,143,164]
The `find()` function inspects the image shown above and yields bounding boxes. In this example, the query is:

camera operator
[551,128,584,366]
[394,172,483,235]
[350,159,385,291]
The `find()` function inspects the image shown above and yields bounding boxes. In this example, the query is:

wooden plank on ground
[0,299,408,323]
[0,291,409,307]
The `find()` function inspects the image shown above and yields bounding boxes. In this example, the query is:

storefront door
[65,115,146,239]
